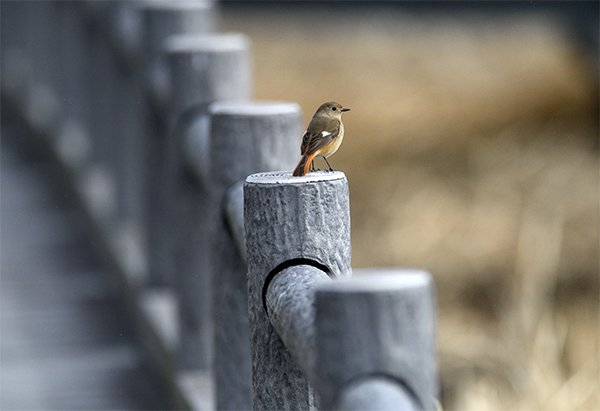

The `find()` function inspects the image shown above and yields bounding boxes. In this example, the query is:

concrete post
[23,0,62,137]
[166,34,252,122]
[1,1,30,110]
[208,102,301,410]
[100,3,147,230]
[140,1,216,108]
[81,2,114,163]
[140,2,216,287]
[77,2,119,224]
[314,270,438,411]
[163,34,251,371]
[244,170,352,410]
[55,2,93,174]
[223,182,247,263]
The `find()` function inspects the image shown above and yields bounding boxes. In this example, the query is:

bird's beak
[341,107,351,112]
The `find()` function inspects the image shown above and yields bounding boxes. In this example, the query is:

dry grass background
[222,4,599,410]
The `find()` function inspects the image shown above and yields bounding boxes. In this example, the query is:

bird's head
[316,101,350,119]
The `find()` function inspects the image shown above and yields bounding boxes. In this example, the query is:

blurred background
[2,1,598,410]
[220,2,598,410]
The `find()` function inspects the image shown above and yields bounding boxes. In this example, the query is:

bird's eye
[331,107,337,111]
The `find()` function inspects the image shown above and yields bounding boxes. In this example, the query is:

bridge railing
[1,2,438,410]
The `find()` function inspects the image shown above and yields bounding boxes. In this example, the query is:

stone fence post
[315,270,438,411]
[163,34,251,373]
[244,171,352,410]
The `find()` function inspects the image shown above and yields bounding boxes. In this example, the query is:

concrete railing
[1,1,438,410]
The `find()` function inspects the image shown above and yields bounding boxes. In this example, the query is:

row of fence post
[1,1,438,410]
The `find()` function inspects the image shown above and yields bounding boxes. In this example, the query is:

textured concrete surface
[266,265,330,381]
[166,33,252,372]
[223,182,247,263]
[245,170,351,410]
[142,0,216,288]
[140,0,216,106]
[315,270,438,411]
[165,33,251,120]
[209,102,302,411]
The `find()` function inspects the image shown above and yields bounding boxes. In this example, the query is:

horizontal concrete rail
[262,264,437,411]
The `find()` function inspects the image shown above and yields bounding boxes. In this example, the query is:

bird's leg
[323,157,334,172]
[312,159,321,171]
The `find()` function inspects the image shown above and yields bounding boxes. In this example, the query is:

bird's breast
[321,122,344,158]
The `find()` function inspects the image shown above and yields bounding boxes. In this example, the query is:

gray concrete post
[100,3,145,229]
[223,182,247,263]
[314,270,438,411]
[166,33,251,122]
[163,34,251,371]
[208,102,301,410]
[140,2,216,287]
[112,75,146,231]
[76,2,120,224]
[105,2,144,69]
[140,1,216,108]
[80,2,110,159]
[1,1,30,110]
[23,0,62,137]
[244,170,352,410]
[55,2,93,174]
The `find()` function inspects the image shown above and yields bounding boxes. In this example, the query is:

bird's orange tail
[292,153,316,177]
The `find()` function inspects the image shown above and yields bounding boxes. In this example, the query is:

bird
[292,101,350,177]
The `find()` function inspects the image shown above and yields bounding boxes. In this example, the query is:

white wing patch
[321,131,331,137]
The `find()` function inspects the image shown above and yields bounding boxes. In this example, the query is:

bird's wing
[300,130,311,154]
[302,118,340,155]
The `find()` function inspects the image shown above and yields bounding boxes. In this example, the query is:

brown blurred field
[222,4,598,410]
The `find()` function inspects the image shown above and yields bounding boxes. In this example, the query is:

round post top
[165,33,249,53]
[246,170,346,185]
[136,0,213,12]
[209,101,301,117]
[318,269,433,293]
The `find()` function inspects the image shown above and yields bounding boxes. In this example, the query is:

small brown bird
[292,101,350,177]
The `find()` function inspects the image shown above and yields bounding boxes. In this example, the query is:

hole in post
[261,258,331,315]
